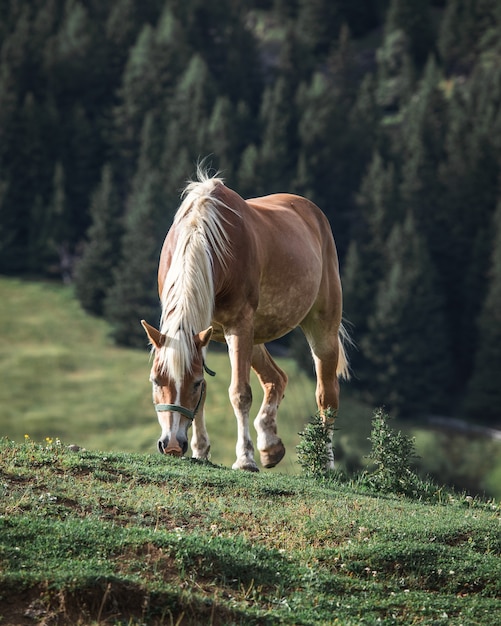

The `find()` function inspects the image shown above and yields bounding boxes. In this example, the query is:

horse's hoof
[232,459,260,472]
[260,442,286,469]
[191,445,210,461]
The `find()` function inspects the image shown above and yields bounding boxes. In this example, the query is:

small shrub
[365,407,424,496]
[296,410,336,477]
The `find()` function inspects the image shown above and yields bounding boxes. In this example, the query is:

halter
[154,362,216,422]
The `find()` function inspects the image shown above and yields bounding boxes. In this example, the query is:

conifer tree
[294,25,367,244]
[236,144,261,198]
[104,170,162,348]
[113,23,158,184]
[74,164,123,316]
[438,0,498,72]
[376,28,415,113]
[206,96,237,181]
[362,212,451,417]
[52,0,93,79]
[259,75,298,192]
[294,73,331,200]
[464,201,501,425]
[0,4,31,99]
[398,57,447,267]
[58,104,101,252]
[114,10,188,187]
[384,0,434,67]
[162,54,215,169]
[437,62,500,387]
[297,0,341,56]
[105,0,140,54]
[105,111,169,347]
[175,0,262,106]
[1,91,49,272]
[347,67,380,162]
[342,152,399,383]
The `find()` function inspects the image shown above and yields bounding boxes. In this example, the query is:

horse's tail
[336,322,352,380]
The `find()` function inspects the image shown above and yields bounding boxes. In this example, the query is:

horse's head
[141,320,213,457]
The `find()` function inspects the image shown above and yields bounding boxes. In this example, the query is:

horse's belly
[211,277,319,344]
[251,277,320,343]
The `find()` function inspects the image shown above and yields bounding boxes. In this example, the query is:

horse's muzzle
[158,438,188,456]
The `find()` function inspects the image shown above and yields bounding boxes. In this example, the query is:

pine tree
[177,0,262,107]
[104,170,162,348]
[206,96,237,181]
[294,24,369,237]
[384,0,434,67]
[236,143,261,198]
[438,0,498,73]
[53,0,93,76]
[294,58,366,252]
[297,0,341,56]
[259,75,299,193]
[376,28,415,113]
[113,9,188,190]
[362,212,451,417]
[61,104,101,245]
[113,23,158,184]
[105,0,140,52]
[464,201,501,425]
[74,164,124,316]
[162,54,215,170]
[45,0,109,110]
[104,110,169,347]
[342,152,400,384]
[437,60,501,388]
[398,57,448,269]
[1,91,49,273]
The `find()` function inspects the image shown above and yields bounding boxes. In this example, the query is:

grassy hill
[0,438,499,625]
[1,277,500,624]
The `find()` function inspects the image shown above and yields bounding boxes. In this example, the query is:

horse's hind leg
[251,345,287,468]
[304,325,341,470]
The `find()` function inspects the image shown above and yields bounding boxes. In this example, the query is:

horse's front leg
[191,408,210,460]
[226,331,259,472]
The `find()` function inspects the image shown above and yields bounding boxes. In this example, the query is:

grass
[0,437,499,625]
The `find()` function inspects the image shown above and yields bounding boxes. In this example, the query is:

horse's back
[246,193,332,240]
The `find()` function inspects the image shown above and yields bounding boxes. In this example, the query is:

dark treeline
[1,0,500,425]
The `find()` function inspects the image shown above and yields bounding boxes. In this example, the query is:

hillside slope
[0,439,499,625]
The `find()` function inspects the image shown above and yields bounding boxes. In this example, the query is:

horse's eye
[194,380,203,390]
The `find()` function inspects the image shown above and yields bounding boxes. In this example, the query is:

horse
[141,169,350,472]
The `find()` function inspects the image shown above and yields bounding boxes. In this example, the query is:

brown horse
[142,169,349,472]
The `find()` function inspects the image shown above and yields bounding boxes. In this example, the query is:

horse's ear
[197,326,213,348]
[141,320,165,349]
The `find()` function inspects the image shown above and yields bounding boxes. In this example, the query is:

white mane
[157,170,234,381]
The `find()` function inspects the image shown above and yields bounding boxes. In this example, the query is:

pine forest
[1,0,501,426]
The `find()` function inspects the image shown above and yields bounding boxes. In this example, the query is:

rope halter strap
[153,361,215,422]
